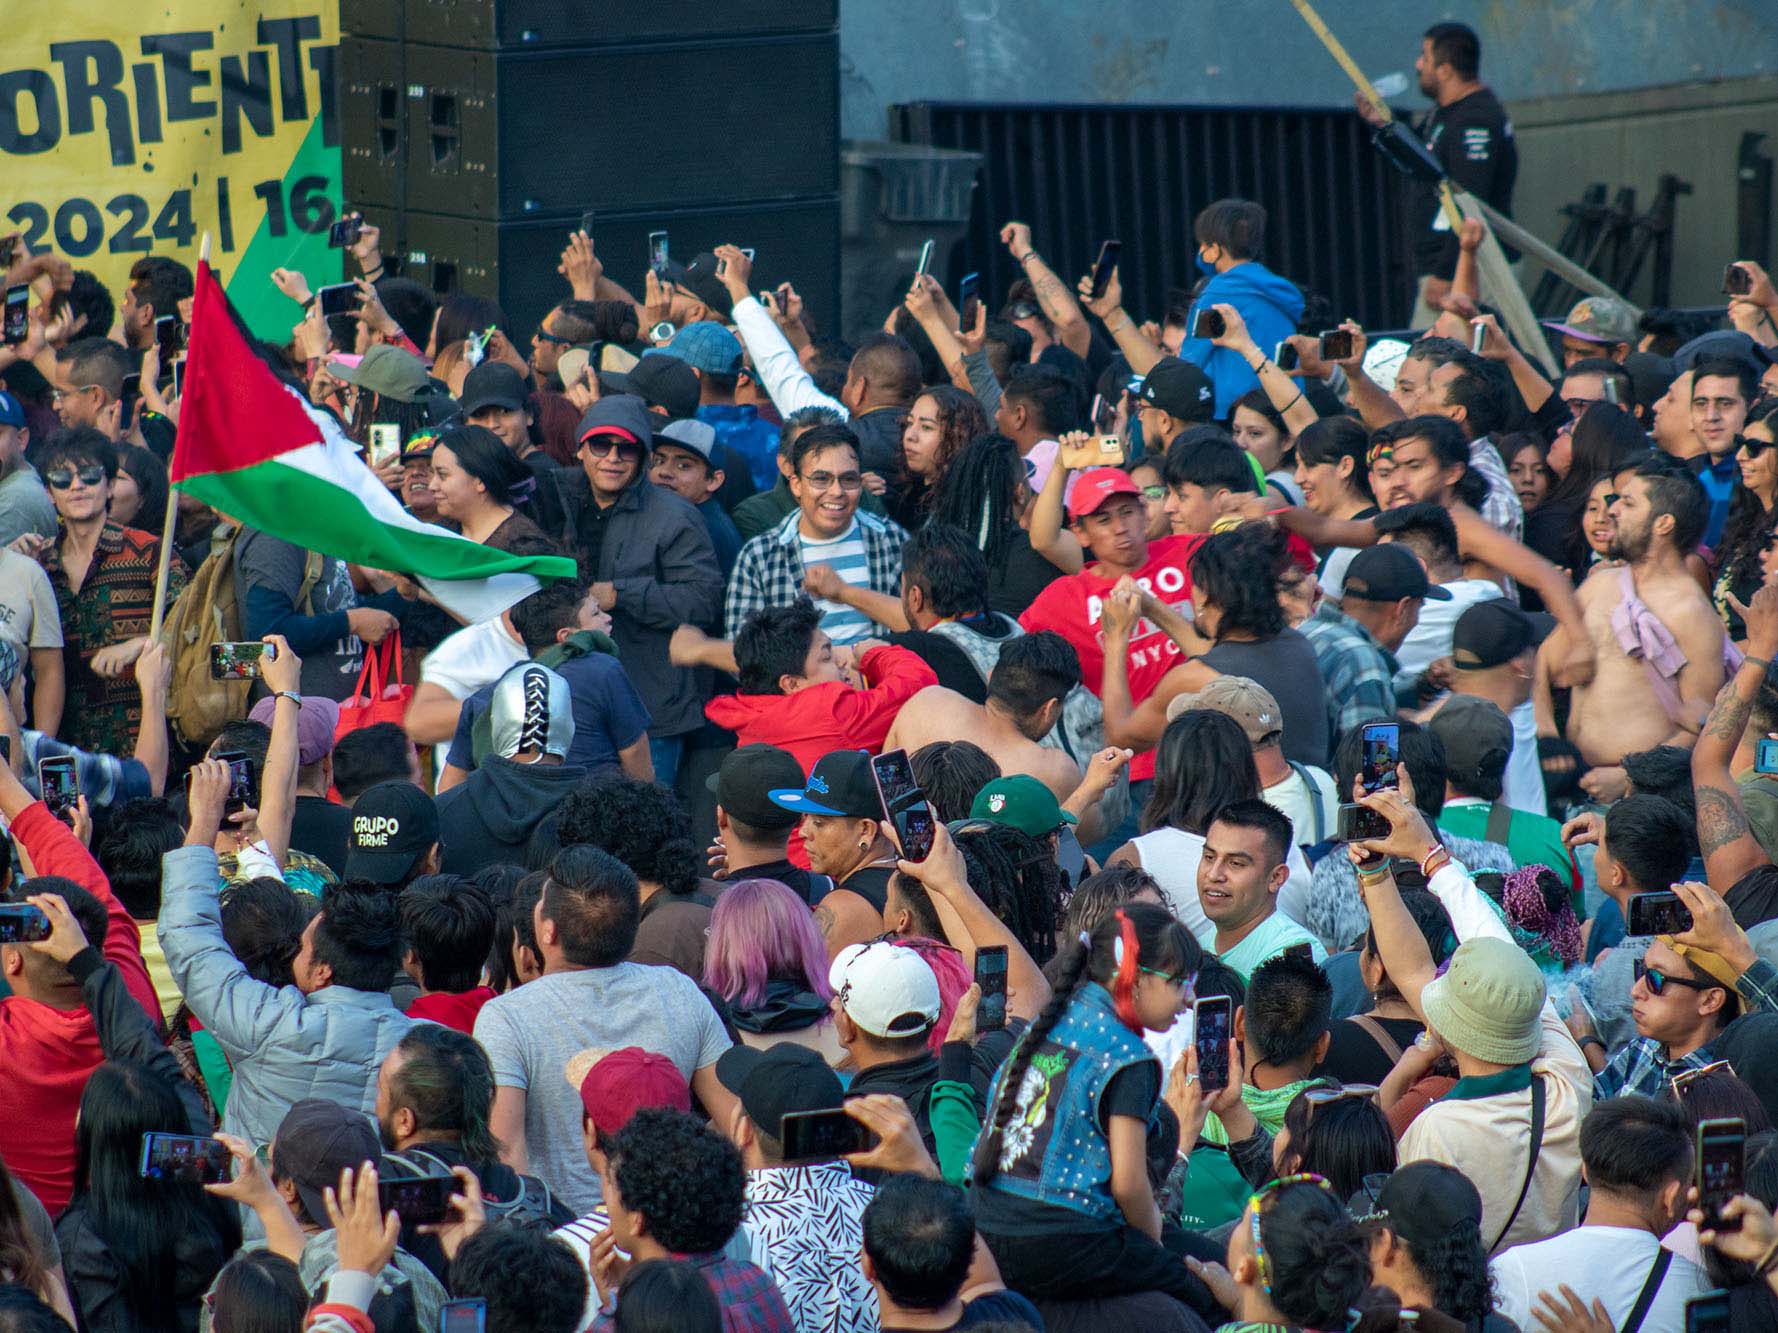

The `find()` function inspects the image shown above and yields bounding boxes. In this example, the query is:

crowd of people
[0,18,1776,1333]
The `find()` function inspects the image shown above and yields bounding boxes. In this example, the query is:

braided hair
[1257,1181,1373,1328]
[929,432,1024,568]
[972,901,1198,1186]
[950,821,1064,963]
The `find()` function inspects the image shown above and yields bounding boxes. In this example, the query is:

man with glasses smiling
[727,421,908,646]
[35,428,186,754]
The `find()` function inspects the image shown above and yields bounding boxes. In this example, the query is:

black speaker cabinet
[386,0,835,51]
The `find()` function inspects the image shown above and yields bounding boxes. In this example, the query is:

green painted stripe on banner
[179,460,578,583]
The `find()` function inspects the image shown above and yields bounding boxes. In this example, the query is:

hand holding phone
[1090,240,1122,300]
[2,286,28,346]
[378,1173,457,1226]
[328,213,364,249]
[648,230,670,276]
[1627,890,1693,937]
[210,641,277,681]
[1319,329,1356,362]
[0,904,51,944]
[37,756,78,822]
[871,749,936,862]
[1697,1118,1746,1234]
[779,1108,875,1163]
[139,1132,233,1185]
[974,945,1008,1031]
[957,272,982,330]
[1725,263,1754,297]
[1339,722,1399,843]
[317,282,358,319]
[1193,308,1226,341]
[1194,996,1233,1094]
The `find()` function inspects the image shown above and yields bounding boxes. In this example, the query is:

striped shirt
[798,521,873,644]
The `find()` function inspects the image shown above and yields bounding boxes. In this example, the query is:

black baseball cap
[600,353,700,421]
[768,750,884,820]
[663,252,735,319]
[1451,598,1553,670]
[1340,544,1452,602]
[706,743,805,831]
[345,780,440,884]
[714,1044,844,1141]
[272,1099,382,1224]
[1427,696,1513,793]
[1136,357,1214,422]
[458,362,529,416]
[1362,1161,1483,1251]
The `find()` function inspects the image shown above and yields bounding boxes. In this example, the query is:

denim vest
[977,983,1158,1222]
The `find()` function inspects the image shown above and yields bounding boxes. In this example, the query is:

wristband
[1106,315,1131,334]
[1419,846,1451,879]
[1759,1238,1778,1275]
[1017,251,1037,266]
[1577,1035,1605,1053]
[1745,655,1772,672]
[273,690,302,708]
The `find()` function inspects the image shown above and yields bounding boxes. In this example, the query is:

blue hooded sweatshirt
[1178,260,1306,420]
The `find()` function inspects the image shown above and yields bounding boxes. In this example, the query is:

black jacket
[537,396,724,737]
[436,755,587,875]
[851,405,908,476]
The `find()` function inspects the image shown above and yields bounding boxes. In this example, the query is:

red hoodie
[0,802,159,1214]
[406,985,496,1034]
[705,645,937,866]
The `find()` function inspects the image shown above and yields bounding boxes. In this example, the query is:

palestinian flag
[170,259,576,624]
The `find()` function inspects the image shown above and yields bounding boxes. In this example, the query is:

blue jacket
[158,845,423,1149]
[1179,261,1305,420]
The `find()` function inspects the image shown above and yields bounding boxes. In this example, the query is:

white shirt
[1394,577,1504,682]
[1490,1225,1708,1332]
[1264,762,1338,848]
[419,617,525,698]
[731,297,850,421]
[1127,824,1315,938]
[1503,698,1547,815]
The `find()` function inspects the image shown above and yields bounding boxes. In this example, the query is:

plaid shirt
[725,508,909,637]
[1471,435,1524,539]
[594,1251,795,1333]
[1299,601,1398,751]
[1595,958,1778,1100]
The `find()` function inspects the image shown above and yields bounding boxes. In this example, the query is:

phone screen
[2,285,27,344]
[779,1108,872,1163]
[1697,1119,1746,1233]
[1359,723,1400,794]
[441,1300,488,1333]
[0,904,51,944]
[328,213,362,248]
[37,756,77,819]
[1627,890,1693,937]
[1273,341,1300,372]
[155,314,186,360]
[211,749,257,816]
[958,272,981,329]
[1724,263,1753,297]
[648,230,670,275]
[1685,1291,1733,1333]
[974,945,1008,1031]
[579,212,597,238]
[1319,329,1355,361]
[1758,738,1778,775]
[915,239,934,280]
[318,282,358,318]
[210,642,273,681]
[378,1174,457,1226]
[870,748,936,862]
[1195,996,1232,1094]
[139,1132,232,1185]
[1193,309,1225,340]
[1091,240,1121,298]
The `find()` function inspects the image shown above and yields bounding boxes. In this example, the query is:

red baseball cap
[1067,466,1144,519]
[567,1046,690,1137]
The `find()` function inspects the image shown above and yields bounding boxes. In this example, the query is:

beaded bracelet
[1419,846,1451,879]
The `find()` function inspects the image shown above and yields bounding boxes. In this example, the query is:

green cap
[968,775,1078,838]
[327,343,432,404]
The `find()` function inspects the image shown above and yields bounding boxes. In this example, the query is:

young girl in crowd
[1230,389,1300,506]
[1290,415,1375,597]
[1505,433,1552,514]
[888,384,989,528]
[972,901,1213,1314]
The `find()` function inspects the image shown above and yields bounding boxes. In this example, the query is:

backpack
[160,529,321,747]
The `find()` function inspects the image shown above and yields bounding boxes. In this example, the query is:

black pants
[982,1223,1221,1320]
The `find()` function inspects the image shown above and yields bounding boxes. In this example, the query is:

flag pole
[148,232,208,645]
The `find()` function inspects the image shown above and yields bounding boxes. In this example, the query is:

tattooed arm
[1001,222,1092,358]
[1695,585,1778,895]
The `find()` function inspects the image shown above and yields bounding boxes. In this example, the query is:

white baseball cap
[828,941,941,1039]
[1363,338,1411,393]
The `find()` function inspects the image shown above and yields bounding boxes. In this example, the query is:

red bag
[334,633,413,742]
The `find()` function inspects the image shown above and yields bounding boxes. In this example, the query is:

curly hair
[449,1223,586,1333]
[1399,1226,1496,1326]
[557,775,701,896]
[1257,1181,1372,1328]
[608,1109,745,1255]
[927,432,1026,569]
[951,821,1064,963]
[894,385,990,510]
[1063,865,1163,939]
[1188,523,1290,640]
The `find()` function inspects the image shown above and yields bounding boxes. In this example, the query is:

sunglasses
[1740,435,1771,459]
[799,470,864,493]
[534,327,574,346]
[1634,958,1725,997]
[1248,1173,1335,1294]
[46,464,106,490]
[1671,1059,1735,1097]
[1302,1082,1381,1106]
[580,436,640,459]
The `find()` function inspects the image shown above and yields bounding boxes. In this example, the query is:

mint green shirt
[1215,911,1328,981]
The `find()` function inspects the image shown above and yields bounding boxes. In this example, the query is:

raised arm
[254,636,301,869]
[715,246,847,419]
[1001,223,1090,359]
[1293,329,1405,432]
[131,641,171,797]
[891,819,1051,1022]
[903,276,973,393]
[1076,266,1162,377]
[1207,306,1317,439]
[1695,586,1778,897]
[1471,313,1555,416]
[1453,509,1593,686]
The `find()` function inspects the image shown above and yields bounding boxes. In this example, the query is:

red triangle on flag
[169,261,323,484]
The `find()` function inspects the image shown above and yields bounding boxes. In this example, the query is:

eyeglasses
[799,470,863,493]
[1671,1060,1735,1097]
[1634,958,1725,996]
[1302,1082,1381,1106]
[580,436,640,459]
[50,384,100,403]
[534,327,573,346]
[46,464,106,489]
[1140,484,1167,501]
[1137,965,1195,988]
[1248,1173,1335,1294]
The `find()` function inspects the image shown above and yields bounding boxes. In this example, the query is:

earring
[858,840,870,851]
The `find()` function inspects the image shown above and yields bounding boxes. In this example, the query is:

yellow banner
[0,1,344,336]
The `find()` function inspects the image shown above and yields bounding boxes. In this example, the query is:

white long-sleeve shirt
[730,296,849,421]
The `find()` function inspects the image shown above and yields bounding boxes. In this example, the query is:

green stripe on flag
[179,461,578,583]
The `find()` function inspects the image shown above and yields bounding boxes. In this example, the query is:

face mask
[1196,248,1219,277]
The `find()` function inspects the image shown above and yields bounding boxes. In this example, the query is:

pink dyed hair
[703,879,834,1009]
[892,936,972,1054]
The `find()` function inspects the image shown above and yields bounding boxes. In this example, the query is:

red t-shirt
[406,986,497,1034]
[1018,530,1313,781]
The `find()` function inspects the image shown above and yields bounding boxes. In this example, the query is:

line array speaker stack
[339,0,841,336]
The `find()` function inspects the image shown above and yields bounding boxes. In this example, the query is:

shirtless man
[1366,413,1594,687]
[884,631,1129,844]
[1565,457,1727,803]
